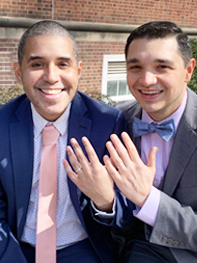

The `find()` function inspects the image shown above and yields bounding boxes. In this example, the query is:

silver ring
[75,166,82,173]
[117,163,124,170]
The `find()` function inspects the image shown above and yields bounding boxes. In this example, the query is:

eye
[132,65,141,69]
[157,64,172,71]
[59,61,70,68]
[127,65,141,71]
[158,65,168,69]
[31,62,43,68]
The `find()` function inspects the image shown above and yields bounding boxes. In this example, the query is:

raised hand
[104,132,157,207]
[63,137,114,212]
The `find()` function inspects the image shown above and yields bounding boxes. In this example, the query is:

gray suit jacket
[117,87,197,262]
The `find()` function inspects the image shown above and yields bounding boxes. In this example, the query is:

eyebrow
[27,56,43,63]
[27,56,72,63]
[154,59,174,65]
[126,58,140,64]
[127,58,174,65]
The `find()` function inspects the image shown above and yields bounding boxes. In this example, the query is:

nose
[138,71,157,87]
[43,64,60,84]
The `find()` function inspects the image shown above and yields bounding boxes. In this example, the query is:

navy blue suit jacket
[0,91,125,263]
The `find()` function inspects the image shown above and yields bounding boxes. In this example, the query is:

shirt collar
[31,103,71,136]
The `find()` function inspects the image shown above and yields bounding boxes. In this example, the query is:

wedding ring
[117,163,124,170]
[75,166,82,173]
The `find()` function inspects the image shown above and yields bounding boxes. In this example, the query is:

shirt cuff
[90,197,116,218]
[133,186,161,226]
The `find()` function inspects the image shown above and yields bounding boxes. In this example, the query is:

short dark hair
[18,20,79,65]
[125,21,193,67]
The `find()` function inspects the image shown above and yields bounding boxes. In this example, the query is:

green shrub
[188,38,197,93]
[0,84,24,105]
[84,89,116,106]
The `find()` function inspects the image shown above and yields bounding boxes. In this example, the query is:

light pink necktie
[36,125,60,263]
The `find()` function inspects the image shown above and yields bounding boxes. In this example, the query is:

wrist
[93,196,114,212]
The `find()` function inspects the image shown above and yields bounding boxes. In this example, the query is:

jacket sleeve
[0,184,27,263]
[147,191,197,252]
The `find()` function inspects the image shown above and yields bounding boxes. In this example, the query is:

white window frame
[102,54,134,102]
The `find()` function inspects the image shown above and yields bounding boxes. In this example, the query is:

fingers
[121,132,140,162]
[103,155,122,181]
[107,132,147,171]
[66,143,85,173]
[69,137,100,164]
[81,137,100,163]
[62,158,79,179]
[69,138,88,162]
[106,140,124,169]
[109,134,128,163]
[106,132,139,169]
[65,137,102,177]
[147,146,158,171]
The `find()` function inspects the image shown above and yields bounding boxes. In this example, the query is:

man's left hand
[63,137,114,212]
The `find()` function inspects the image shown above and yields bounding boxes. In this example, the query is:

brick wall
[0,39,18,92]
[0,0,197,101]
[54,0,197,28]
[78,40,125,92]
[0,0,197,27]
[0,0,52,19]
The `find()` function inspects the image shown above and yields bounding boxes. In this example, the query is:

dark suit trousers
[122,240,177,263]
[121,219,177,263]
[20,238,102,263]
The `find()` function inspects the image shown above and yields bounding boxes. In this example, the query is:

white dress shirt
[21,103,87,249]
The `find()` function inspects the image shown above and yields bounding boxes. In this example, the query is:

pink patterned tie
[36,125,60,263]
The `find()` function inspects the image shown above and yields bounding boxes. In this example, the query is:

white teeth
[41,89,62,94]
[141,90,161,95]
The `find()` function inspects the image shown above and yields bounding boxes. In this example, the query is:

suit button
[166,239,173,245]
[161,237,168,243]
[172,241,179,246]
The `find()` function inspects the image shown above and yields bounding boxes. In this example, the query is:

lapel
[67,93,92,229]
[9,98,34,238]
[68,93,92,151]
[127,103,142,155]
[162,89,197,195]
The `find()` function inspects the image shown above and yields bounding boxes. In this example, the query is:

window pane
[119,80,127,95]
[107,81,117,96]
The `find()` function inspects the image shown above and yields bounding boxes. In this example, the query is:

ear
[13,62,22,84]
[185,58,196,83]
[77,60,83,80]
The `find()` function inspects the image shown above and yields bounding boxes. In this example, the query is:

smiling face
[126,37,195,121]
[14,35,82,121]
